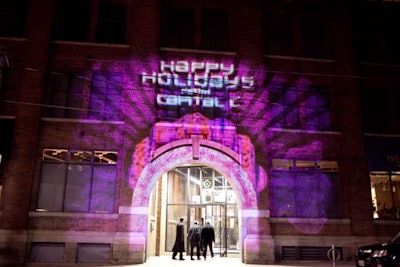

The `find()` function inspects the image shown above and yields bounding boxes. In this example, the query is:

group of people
[172,217,215,261]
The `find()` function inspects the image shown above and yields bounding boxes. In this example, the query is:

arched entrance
[147,165,240,258]
[130,140,258,262]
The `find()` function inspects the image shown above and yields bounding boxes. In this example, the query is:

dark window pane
[64,164,91,212]
[30,243,65,263]
[53,0,91,42]
[201,9,229,51]
[300,16,330,59]
[89,73,122,121]
[0,0,28,37]
[161,6,195,49]
[90,165,116,213]
[38,149,118,213]
[382,3,400,64]
[303,87,332,131]
[50,73,84,119]
[355,4,380,61]
[37,163,66,212]
[360,88,390,133]
[0,119,15,161]
[77,244,111,263]
[271,169,339,218]
[265,13,295,56]
[96,2,127,44]
[269,85,299,129]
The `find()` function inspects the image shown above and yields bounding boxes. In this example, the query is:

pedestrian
[172,217,185,260]
[201,219,215,260]
[188,220,202,260]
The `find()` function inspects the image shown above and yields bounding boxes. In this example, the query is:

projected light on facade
[86,54,335,246]
[141,60,254,110]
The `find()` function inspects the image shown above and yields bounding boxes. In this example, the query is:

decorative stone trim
[241,209,270,218]
[119,206,148,215]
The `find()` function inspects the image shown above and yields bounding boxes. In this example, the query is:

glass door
[213,204,227,256]
[164,166,239,256]
[188,204,227,256]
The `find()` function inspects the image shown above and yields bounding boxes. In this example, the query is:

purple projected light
[89,55,333,237]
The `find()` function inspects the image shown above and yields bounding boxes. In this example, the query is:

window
[96,1,127,44]
[37,149,118,213]
[53,0,127,44]
[89,72,122,121]
[299,15,330,59]
[161,4,229,51]
[0,67,18,114]
[264,4,331,59]
[264,13,295,56]
[30,243,65,263]
[365,136,400,219]
[353,2,400,64]
[269,84,299,129]
[370,171,400,219]
[53,0,91,42]
[269,84,332,131]
[201,8,229,51]
[47,71,122,121]
[77,243,111,263]
[160,6,195,49]
[49,72,85,119]
[361,88,400,134]
[301,86,331,131]
[270,159,340,218]
[0,0,28,37]
[0,119,15,205]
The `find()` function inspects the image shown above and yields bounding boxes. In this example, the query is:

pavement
[23,255,356,267]
[116,256,355,267]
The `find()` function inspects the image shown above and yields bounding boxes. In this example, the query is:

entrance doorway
[147,166,240,258]
[187,204,239,256]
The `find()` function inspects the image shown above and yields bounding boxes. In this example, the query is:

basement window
[77,243,111,263]
[30,242,65,263]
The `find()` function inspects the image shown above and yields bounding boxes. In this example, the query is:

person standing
[188,220,202,260]
[201,219,215,260]
[172,217,185,260]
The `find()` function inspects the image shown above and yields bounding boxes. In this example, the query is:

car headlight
[359,249,373,254]
[372,250,388,257]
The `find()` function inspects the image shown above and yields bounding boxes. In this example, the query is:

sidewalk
[24,256,355,267]
[130,256,355,267]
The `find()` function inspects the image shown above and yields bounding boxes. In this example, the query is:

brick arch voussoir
[131,144,257,209]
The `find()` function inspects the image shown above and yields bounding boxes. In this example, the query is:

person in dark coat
[188,220,202,260]
[172,217,185,260]
[201,219,215,260]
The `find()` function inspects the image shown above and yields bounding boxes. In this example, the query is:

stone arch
[131,142,257,209]
[125,139,265,264]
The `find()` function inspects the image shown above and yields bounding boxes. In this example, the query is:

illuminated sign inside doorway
[141,60,255,110]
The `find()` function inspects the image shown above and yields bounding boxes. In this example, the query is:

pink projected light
[130,112,260,209]
[89,54,333,249]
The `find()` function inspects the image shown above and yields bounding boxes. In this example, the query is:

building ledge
[29,211,118,219]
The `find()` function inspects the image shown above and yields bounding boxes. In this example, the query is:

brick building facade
[1,0,400,265]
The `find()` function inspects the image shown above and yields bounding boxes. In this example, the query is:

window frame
[52,0,128,44]
[37,149,118,213]
[160,3,230,51]
[270,159,340,218]
[0,0,29,38]
[263,3,332,59]
[269,84,332,131]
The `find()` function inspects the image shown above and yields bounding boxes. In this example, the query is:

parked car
[356,232,400,267]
